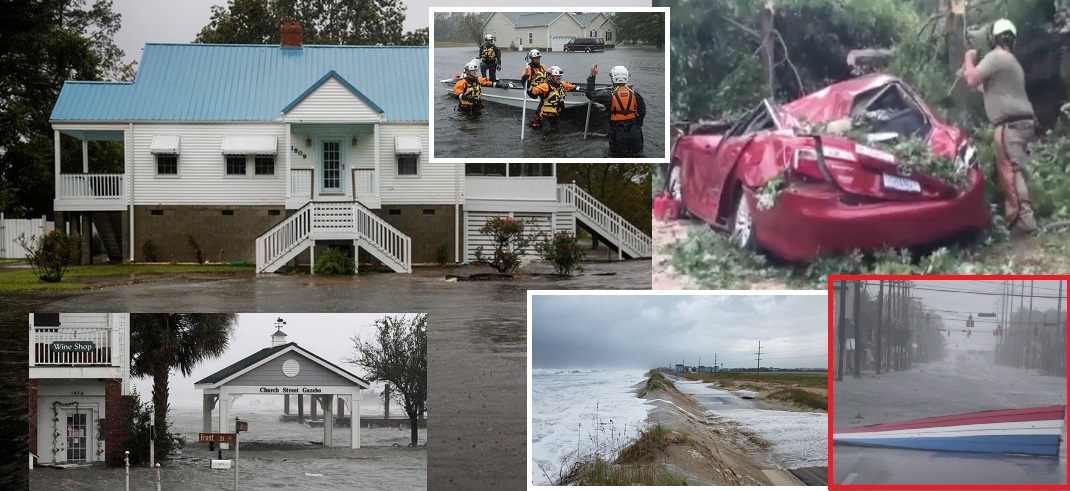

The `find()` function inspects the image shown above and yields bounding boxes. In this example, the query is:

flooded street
[834,357,1068,485]
[433,46,666,159]
[5,259,649,491]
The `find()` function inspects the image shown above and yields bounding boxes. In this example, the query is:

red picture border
[827,274,1070,490]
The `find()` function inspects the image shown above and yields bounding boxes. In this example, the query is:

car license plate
[882,174,921,193]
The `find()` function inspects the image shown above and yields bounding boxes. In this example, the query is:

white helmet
[528,49,541,59]
[549,66,563,76]
[610,65,629,84]
[484,34,495,42]
[464,60,479,72]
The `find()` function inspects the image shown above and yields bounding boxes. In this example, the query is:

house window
[465,163,506,176]
[156,154,178,176]
[225,156,246,175]
[528,32,533,44]
[590,30,597,37]
[606,31,612,41]
[397,155,418,176]
[254,156,275,175]
[508,162,553,177]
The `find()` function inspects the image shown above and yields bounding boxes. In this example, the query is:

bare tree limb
[719,13,762,39]
[772,30,805,96]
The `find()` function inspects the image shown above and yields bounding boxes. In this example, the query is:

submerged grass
[766,388,828,411]
[0,263,254,291]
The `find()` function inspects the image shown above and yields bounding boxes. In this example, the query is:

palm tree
[130,314,237,437]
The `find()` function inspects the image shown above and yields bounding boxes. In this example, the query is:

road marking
[842,473,859,485]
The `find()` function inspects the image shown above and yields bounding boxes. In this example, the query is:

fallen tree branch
[719,13,762,40]
[772,30,805,96]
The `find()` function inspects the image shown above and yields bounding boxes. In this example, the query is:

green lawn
[0,263,254,291]
[675,371,827,390]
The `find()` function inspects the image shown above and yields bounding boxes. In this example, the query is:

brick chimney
[281,21,303,49]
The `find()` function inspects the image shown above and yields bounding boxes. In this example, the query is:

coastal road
[833,356,1067,485]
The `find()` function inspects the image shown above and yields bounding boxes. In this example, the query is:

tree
[610,12,665,47]
[458,13,485,44]
[558,164,652,249]
[196,0,428,46]
[130,314,237,451]
[0,0,131,218]
[344,314,427,447]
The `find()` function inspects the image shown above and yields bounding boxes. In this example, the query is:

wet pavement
[833,356,1068,485]
[3,258,650,491]
[432,46,667,159]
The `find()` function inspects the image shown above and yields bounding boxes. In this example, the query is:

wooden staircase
[255,202,411,273]
[558,184,651,259]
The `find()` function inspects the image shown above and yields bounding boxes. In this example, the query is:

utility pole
[853,280,862,378]
[837,280,847,381]
[1019,280,1026,368]
[876,280,884,374]
[1057,281,1065,376]
[1028,280,1035,369]
[756,341,763,381]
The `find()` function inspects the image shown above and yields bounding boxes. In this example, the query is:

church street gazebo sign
[51,341,96,352]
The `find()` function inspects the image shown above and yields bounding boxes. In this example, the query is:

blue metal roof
[51,43,429,123]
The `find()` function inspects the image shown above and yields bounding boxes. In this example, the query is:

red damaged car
[666,74,989,261]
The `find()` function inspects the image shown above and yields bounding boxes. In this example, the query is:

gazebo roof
[194,342,369,389]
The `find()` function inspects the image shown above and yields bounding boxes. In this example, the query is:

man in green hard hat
[960,18,1038,236]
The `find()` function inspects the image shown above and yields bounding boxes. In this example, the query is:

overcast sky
[131,313,419,408]
[856,279,1066,353]
[531,293,828,370]
[111,1,653,66]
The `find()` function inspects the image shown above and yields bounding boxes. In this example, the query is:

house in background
[49,22,648,273]
[29,313,132,466]
[482,12,616,52]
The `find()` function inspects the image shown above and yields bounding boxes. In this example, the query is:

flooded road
[833,357,1068,485]
[5,259,650,490]
[432,46,666,159]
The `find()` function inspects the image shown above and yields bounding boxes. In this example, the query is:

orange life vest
[458,78,482,107]
[609,86,637,122]
[523,64,547,87]
[540,82,567,116]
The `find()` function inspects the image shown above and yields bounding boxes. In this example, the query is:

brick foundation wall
[134,205,285,263]
[104,379,130,463]
[371,204,458,264]
[28,379,37,458]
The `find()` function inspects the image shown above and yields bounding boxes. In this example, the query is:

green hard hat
[992,18,1017,37]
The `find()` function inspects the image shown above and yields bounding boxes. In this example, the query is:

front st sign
[198,432,236,443]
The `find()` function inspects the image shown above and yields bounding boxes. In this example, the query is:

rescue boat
[438,75,609,110]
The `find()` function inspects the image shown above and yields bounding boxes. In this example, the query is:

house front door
[63,408,91,463]
[321,140,343,194]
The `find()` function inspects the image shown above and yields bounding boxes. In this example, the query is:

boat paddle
[521,80,528,140]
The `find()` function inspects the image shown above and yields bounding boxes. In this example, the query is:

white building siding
[283,77,382,124]
[377,124,459,205]
[464,210,554,261]
[484,14,520,49]
[131,123,286,206]
[548,17,583,44]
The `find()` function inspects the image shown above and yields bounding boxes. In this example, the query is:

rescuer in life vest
[529,66,576,132]
[520,49,548,98]
[453,60,509,114]
[585,64,646,156]
[478,34,502,82]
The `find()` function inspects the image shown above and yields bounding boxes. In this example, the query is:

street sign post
[236,420,248,432]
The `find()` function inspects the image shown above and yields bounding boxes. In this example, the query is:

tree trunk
[152,358,170,440]
[946,0,969,112]
[409,413,419,447]
[761,1,776,99]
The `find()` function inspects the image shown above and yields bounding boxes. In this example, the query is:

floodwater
[3,259,650,491]
[432,46,667,159]
[29,406,427,490]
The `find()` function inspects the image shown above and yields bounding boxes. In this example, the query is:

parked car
[563,37,605,52]
[665,74,989,261]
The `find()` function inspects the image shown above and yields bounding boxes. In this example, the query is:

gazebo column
[298,394,304,421]
[284,394,290,416]
[350,394,360,449]
[310,396,317,420]
[322,395,334,447]
[217,392,230,449]
[202,394,217,433]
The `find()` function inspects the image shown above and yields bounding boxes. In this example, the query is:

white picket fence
[1,214,54,259]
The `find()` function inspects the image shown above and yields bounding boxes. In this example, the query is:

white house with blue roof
[49,22,650,272]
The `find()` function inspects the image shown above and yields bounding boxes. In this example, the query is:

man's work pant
[994,120,1037,234]
[480,61,498,82]
[609,122,643,156]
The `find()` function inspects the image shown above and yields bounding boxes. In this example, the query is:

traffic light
[947,329,951,337]
[966,315,974,328]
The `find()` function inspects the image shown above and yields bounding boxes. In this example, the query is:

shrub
[313,246,355,275]
[107,390,185,466]
[474,216,533,273]
[17,230,81,282]
[536,231,585,275]
[185,233,205,264]
[435,242,450,265]
[141,239,159,262]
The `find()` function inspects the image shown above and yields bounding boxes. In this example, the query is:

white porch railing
[559,183,652,258]
[351,168,376,198]
[56,174,124,200]
[256,201,410,273]
[291,169,314,200]
[30,327,113,365]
